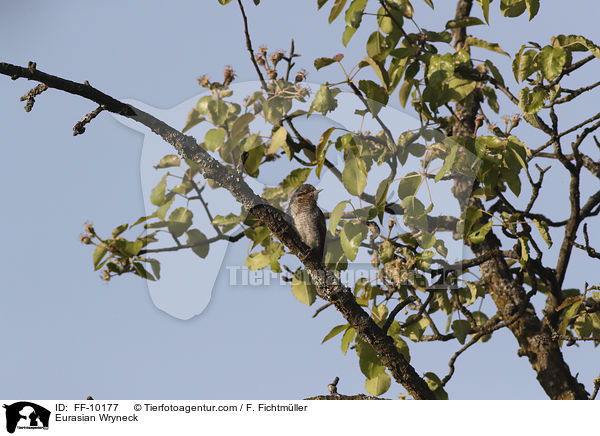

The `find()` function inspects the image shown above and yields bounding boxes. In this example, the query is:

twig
[236,0,267,91]
[383,296,417,333]
[73,105,105,136]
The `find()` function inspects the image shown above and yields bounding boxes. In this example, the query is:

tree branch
[0,61,436,400]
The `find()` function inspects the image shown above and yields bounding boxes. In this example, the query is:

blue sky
[1,0,598,399]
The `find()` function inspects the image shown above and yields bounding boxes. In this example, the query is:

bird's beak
[314,189,323,194]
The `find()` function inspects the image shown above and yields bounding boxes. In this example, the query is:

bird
[288,184,326,262]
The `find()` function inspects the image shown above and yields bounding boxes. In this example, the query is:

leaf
[445,17,485,29]
[322,324,348,343]
[207,98,228,126]
[167,207,193,238]
[205,128,227,151]
[452,319,471,344]
[309,85,339,116]
[329,200,350,235]
[358,80,389,116]
[218,0,233,4]
[340,222,368,261]
[328,0,348,23]
[150,174,168,206]
[112,223,129,237]
[357,340,385,378]
[93,244,108,270]
[291,271,317,306]
[314,57,337,70]
[186,229,209,258]
[154,155,181,169]
[345,0,367,27]
[341,327,355,354]
[365,372,391,396]
[515,48,538,82]
[500,0,526,18]
[267,126,288,154]
[538,46,566,81]
[316,127,336,178]
[133,262,156,281]
[558,299,583,345]
[318,0,329,9]
[480,0,490,23]
[387,0,414,18]
[398,79,413,108]
[245,251,271,271]
[424,372,449,400]
[363,57,390,90]
[342,26,357,46]
[182,107,205,133]
[466,36,509,56]
[518,87,548,114]
[533,219,552,248]
[212,213,243,233]
[156,197,174,220]
[469,219,492,244]
[404,316,429,341]
[397,172,421,199]
[342,151,367,196]
[525,0,539,20]
[371,304,389,326]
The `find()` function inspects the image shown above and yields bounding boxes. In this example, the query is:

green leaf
[518,87,548,114]
[500,0,526,17]
[93,244,108,270]
[452,319,471,344]
[345,0,367,27]
[558,299,583,345]
[342,26,357,46]
[328,0,348,23]
[365,372,391,396]
[168,207,193,238]
[358,80,389,116]
[218,0,233,4]
[397,172,421,199]
[329,200,350,235]
[404,316,429,341]
[156,197,174,220]
[341,327,355,354]
[340,222,368,261]
[112,223,129,237]
[262,97,285,125]
[357,340,385,378]
[371,304,389,326]
[365,57,390,91]
[525,0,539,20]
[186,229,209,258]
[318,0,329,9]
[182,107,205,133]
[533,219,552,248]
[207,98,228,126]
[267,126,288,154]
[150,174,168,206]
[212,213,243,233]
[133,262,156,281]
[398,79,413,108]
[322,324,348,343]
[538,46,566,81]
[314,57,336,70]
[424,372,449,400]
[244,226,270,250]
[516,48,538,82]
[445,17,485,29]
[245,251,271,271]
[316,127,336,178]
[291,271,317,306]
[469,219,492,244]
[465,37,509,56]
[154,155,181,169]
[205,128,227,151]
[480,0,490,23]
[342,151,367,196]
[387,0,414,18]
[309,85,339,116]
